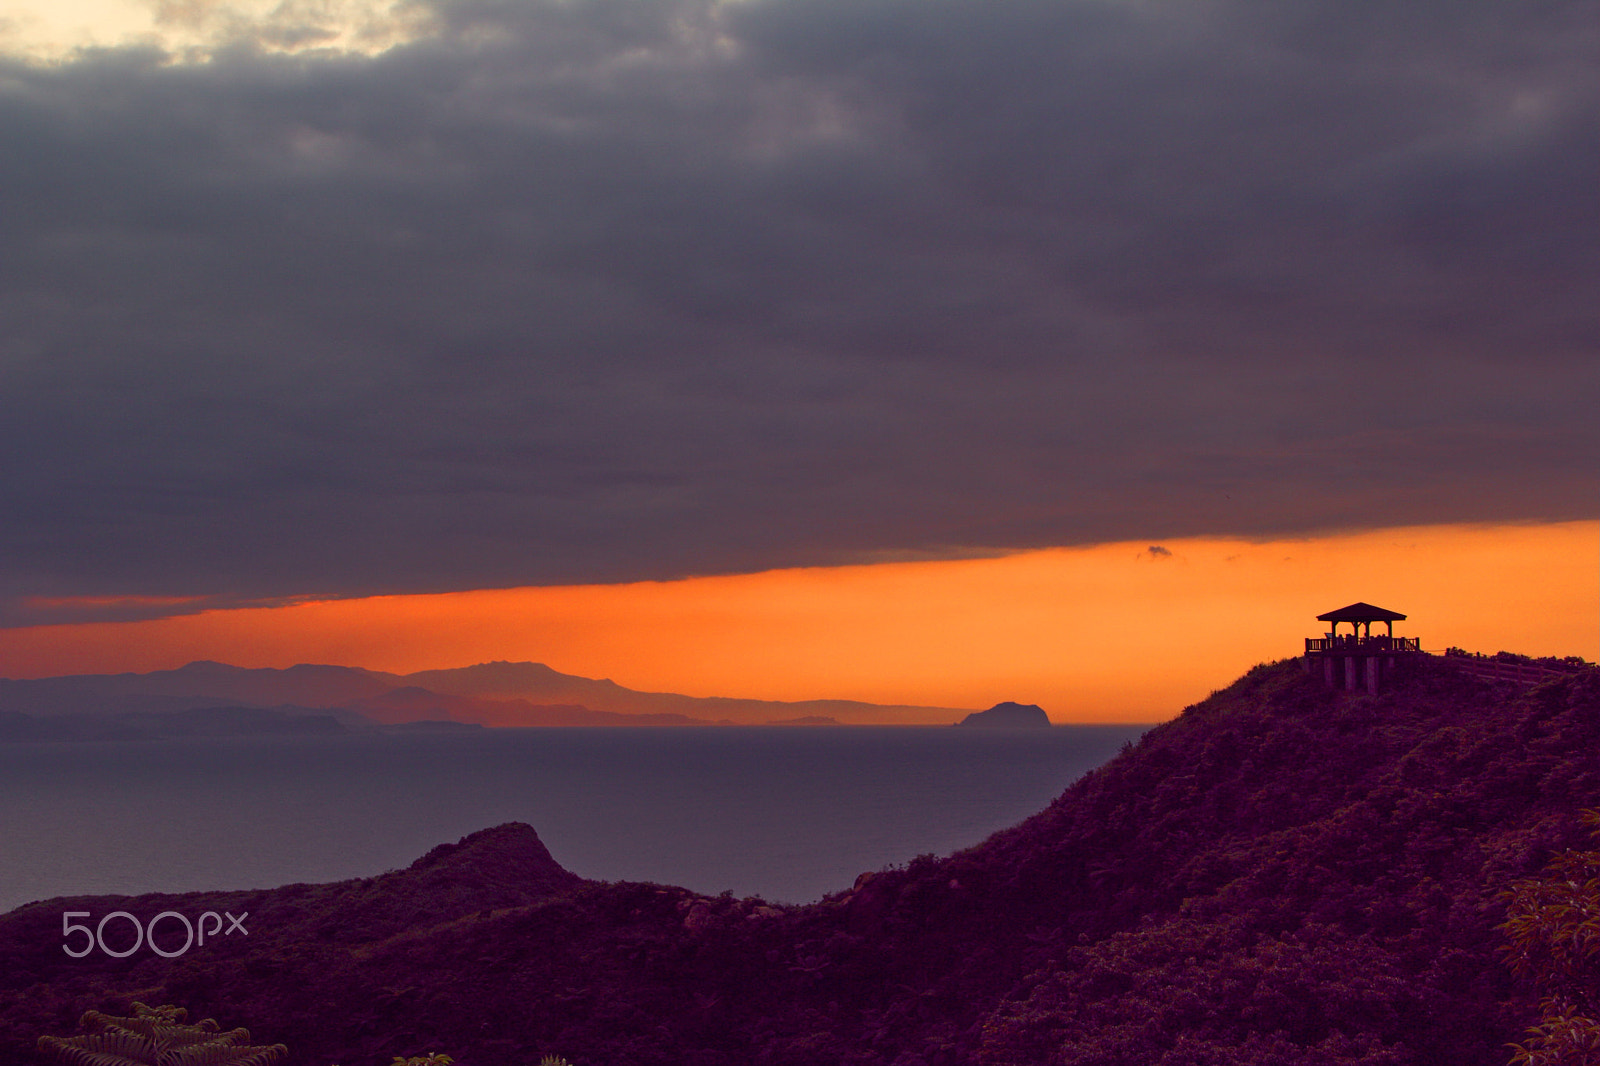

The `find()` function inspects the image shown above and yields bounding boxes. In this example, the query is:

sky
[0,0,1595,716]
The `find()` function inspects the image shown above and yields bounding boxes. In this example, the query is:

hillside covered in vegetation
[2,655,1596,1065]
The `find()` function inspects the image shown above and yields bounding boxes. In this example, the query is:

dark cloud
[0,0,1595,626]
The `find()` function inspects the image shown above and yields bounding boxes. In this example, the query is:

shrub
[1499,811,1600,1065]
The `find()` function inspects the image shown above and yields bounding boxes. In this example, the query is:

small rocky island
[955,701,1051,728]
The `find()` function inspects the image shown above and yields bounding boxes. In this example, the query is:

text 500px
[62,910,248,958]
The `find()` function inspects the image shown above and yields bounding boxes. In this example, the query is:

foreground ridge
[0,657,1594,1065]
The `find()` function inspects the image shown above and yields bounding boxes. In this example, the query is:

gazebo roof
[1316,602,1407,623]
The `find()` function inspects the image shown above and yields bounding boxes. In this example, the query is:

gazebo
[1305,602,1420,693]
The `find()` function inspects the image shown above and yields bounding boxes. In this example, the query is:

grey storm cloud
[0,0,1595,625]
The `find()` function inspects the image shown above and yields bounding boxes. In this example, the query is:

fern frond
[131,1004,188,1025]
[37,1031,160,1066]
[146,1024,231,1050]
[165,1041,289,1066]
[38,1004,286,1066]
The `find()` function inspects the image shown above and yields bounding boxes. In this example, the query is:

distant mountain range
[0,660,975,731]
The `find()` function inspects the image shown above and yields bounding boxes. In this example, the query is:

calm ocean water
[0,725,1148,914]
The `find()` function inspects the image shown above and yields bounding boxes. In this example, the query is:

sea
[0,725,1149,915]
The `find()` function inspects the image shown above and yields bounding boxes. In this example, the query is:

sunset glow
[1,521,1592,722]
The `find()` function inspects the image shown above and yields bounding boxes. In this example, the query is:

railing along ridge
[1443,656,1583,687]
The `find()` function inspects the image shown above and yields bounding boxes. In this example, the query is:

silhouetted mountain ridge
[0,660,973,726]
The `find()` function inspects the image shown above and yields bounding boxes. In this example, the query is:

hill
[3,655,1597,1065]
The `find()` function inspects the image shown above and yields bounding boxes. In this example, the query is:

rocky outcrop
[955,701,1051,727]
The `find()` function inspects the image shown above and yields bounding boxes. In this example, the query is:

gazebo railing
[1305,635,1421,653]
